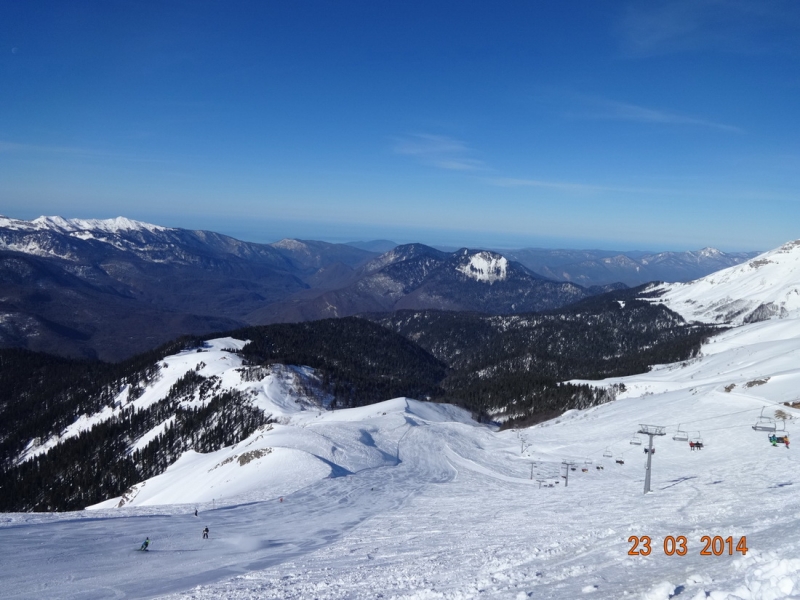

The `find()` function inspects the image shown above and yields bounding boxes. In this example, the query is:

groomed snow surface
[6,320,800,599]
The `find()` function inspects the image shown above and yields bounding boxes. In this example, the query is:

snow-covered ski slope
[652,239,800,325]
[5,315,800,599]
[8,235,800,600]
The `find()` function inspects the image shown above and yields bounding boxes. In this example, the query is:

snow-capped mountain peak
[455,250,509,283]
[0,215,182,263]
[30,215,170,234]
[271,238,309,252]
[650,238,800,325]
[697,246,723,258]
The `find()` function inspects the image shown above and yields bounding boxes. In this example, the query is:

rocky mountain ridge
[0,215,763,361]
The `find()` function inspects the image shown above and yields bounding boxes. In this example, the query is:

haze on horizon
[2,1,799,253]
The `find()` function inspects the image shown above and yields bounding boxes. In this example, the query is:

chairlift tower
[561,460,576,487]
[638,424,666,494]
[520,433,530,455]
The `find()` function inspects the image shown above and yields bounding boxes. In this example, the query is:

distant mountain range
[250,243,621,324]
[0,216,386,360]
[0,215,760,360]
[346,243,759,287]
[501,247,759,287]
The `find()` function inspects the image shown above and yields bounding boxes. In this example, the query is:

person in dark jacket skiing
[140,537,150,551]
[202,527,209,539]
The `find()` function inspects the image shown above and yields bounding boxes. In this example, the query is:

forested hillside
[0,337,201,468]
[0,320,445,511]
[369,286,719,426]
[233,318,446,407]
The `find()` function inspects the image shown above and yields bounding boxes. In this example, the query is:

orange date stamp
[628,535,748,556]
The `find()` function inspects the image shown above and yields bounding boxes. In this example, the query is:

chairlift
[768,432,789,446]
[603,448,612,458]
[672,425,689,442]
[615,458,625,465]
[629,434,642,446]
[689,432,704,451]
[752,406,777,432]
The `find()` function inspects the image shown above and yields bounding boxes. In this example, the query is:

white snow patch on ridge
[457,251,508,283]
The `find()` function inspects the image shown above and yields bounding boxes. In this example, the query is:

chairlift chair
[672,425,689,442]
[603,448,612,458]
[752,406,777,432]
[629,435,642,446]
[689,432,704,450]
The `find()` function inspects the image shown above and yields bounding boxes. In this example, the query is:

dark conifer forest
[232,317,447,408]
[0,320,445,511]
[369,287,719,426]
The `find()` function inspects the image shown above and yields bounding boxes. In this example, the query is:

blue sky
[2,1,799,251]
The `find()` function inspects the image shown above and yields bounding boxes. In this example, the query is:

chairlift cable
[575,403,793,462]
[661,399,800,430]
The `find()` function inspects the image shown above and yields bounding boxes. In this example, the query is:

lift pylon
[637,424,666,494]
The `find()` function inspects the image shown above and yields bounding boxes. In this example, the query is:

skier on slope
[203,527,209,539]
[140,537,150,551]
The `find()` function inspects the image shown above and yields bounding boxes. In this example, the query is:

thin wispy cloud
[618,0,798,56]
[587,100,744,133]
[395,133,684,196]
[0,140,90,155]
[393,134,486,172]
[486,177,669,195]
[0,139,171,163]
